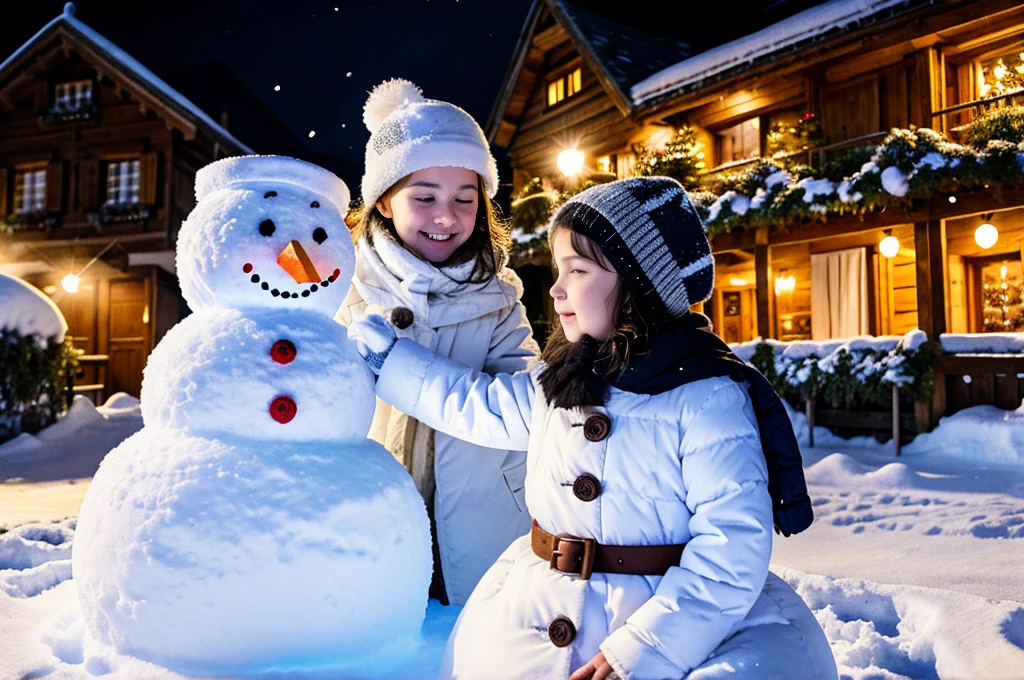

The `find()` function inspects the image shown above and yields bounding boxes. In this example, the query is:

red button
[269,395,297,423]
[271,339,297,364]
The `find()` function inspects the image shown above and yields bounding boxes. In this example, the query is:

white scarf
[352,231,513,347]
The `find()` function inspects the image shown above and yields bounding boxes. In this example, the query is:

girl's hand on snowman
[347,313,398,375]
[569,651,618,680]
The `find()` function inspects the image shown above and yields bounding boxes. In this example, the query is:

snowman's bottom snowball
[72,428,432,675]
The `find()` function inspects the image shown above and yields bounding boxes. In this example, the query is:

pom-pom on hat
[196,155,350,215]
[361,78,499,207]
[552,177,714,319]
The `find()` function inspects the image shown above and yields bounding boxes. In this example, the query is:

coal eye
[312,227,328,244]
[259,219,276,237]
[310,200,320,209]
[264,191,277,198]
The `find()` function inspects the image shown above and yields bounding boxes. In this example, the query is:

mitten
[347,313,398,374]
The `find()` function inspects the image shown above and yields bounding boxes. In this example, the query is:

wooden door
[107,278,150,398]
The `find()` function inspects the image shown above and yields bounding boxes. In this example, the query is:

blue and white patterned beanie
[361,79,499,208]
[552,177,714,319]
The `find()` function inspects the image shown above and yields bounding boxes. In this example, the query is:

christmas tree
[982,264,1024,332]
[633,126,706,190]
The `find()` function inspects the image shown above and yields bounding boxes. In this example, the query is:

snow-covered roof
[632,0,916,107]
[0,4,254,154]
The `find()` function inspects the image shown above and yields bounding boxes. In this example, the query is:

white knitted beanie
[360,79,499,208]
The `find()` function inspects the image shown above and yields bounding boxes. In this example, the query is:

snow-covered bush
[748,333,935,412]
[0,330,78,443]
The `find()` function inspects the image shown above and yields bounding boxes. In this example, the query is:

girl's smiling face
[549,228,621,342]
[376,166,479,263]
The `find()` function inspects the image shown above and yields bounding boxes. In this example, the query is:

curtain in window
[810,247,868,339]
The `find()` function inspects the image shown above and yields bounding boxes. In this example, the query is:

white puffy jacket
[335,232,538,605]
[375,338,840,679]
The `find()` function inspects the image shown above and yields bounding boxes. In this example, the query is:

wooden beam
[934,354,1024,375]
[914,218,947,339]
[754,228,773,339]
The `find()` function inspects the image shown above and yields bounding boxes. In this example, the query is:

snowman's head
[178,156,354,313]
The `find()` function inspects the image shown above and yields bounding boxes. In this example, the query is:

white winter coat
[335,231,538,606]
[375,339,837,680]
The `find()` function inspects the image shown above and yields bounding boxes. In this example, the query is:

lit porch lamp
[975,213,999,249]
[879,229,900,258]
[557,148,585,176]
[61,240,119,294]
[774,271,796,296]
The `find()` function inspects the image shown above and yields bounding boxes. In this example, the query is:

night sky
[2,1,821,197]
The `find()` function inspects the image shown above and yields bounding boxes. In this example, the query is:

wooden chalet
[0,6,260,401]
[490,0,1024,433]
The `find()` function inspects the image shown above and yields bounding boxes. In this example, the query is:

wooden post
[892,383,901,457]
[754,228,774,340]
[805,394,815,448]
[914,218,948,431]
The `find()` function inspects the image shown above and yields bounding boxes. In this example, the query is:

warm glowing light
[728,277,749,287]
[557,148,585,176]
[61,274,80,293]
[308,130,316,138]
[1001,264,1008,280]
[948,196,956,203]
[774,275,796,295]
[879,235,900,258]
[975,223,999,249]
[597,155,612,174]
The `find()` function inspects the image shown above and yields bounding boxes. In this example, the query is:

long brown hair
[349,175,510,283]
[539,221,660,409]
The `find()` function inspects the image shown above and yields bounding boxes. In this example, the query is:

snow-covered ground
[2,396,1024,679]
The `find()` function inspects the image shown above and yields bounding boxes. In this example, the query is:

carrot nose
[277,240,321,284]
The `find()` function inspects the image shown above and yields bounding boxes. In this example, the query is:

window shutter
[80,159,100,210]
[139,151,158,205]
[46,160,64,212]
[0,168,7,217]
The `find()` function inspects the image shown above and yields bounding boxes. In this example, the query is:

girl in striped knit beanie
[348,177,833,680]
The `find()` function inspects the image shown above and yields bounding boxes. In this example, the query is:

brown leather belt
[531,520,686,580]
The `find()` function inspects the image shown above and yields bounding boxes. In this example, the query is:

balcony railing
[1,210,60,233]
[931,90,1024,138]
[697,131,889,181]
[37,103,99,126]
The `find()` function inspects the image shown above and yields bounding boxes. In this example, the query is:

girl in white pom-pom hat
[334,78,539,607]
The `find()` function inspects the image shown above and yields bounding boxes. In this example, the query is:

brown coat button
[573,474,602,502]
[583,414,611,442]
[548,616,576,647]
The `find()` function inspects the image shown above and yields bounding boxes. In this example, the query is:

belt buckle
[549,534,596,580]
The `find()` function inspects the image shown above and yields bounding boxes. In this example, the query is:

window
[977,48,1024,99]
[981,260,1024,332]
[597,155,614,174]
[13,169,46,213]
[715,117,761,164]
[54,80,93,111]
[615,153,637,179]
[547,67,582,106]
[105,160,140,205]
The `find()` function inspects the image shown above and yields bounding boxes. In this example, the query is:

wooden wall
[507,29,639,183]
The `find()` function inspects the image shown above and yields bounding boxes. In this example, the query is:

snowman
[72,156,431,676]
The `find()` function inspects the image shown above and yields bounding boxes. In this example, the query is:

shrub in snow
[963,106,1024,149]
[748,335,935,412]
[0,330,78,443]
